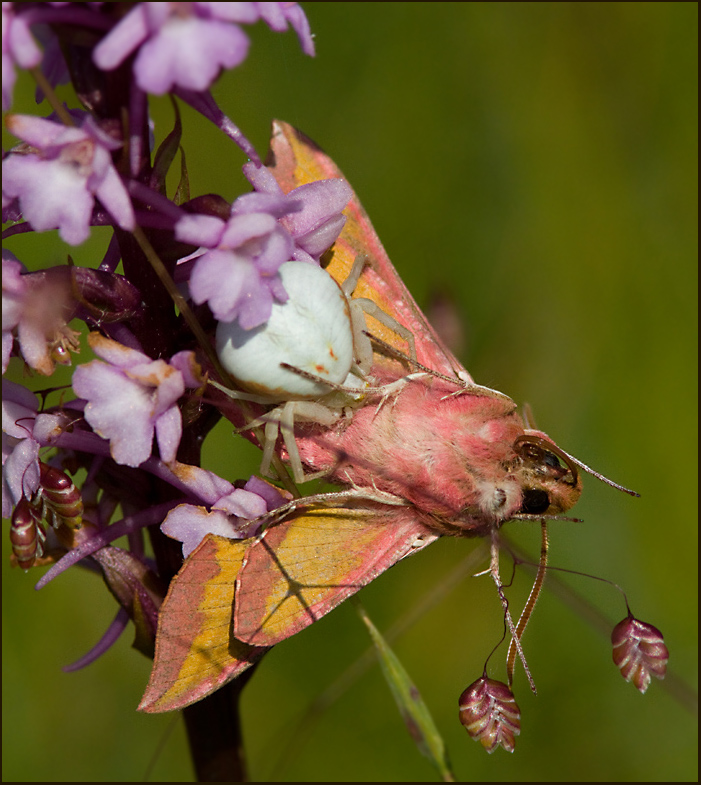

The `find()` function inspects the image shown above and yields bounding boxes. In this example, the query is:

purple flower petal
[135,15,250,94]
[2,252,26,373]
[63,607,130,672]
[214,487,267,520]
[72,335,186,468]
[168,462,234,505]
[3,265,76,376]
[281,179,352,238]
[175,213,226,246]
[94,3,262,96]
[87,332,149,368]
[236,282,274,330]
[93,159,138,232]
[185,165,350,332]
[73,360,156,467]
[243,475,286,511]
[2,434,40,517]
[258,2,315,57]
[3,154,94,244]
[242,165,352,267]
[161,504,244,559]
[161,473,282,558]
[92,4,150,70]
[169,351,204,389]
[2,4,42,110]
[154,405,182,465]
[255,225,296,274]
[242,161,283,195]
[295,213,347,259]
[30,412,69,446]
[232,190,300,218]
[282,2,316,57]
[5,113,81,149]
[2,380,40,516]
[219,211,278,248]
[3,115,134,244]
[190,248,253,320]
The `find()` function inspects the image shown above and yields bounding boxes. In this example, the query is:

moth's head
[512,432,583,517]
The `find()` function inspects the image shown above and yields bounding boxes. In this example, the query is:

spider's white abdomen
[215,261,354,400]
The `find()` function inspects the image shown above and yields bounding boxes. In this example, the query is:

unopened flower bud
[37,462,83,530]
[10,498,46,571]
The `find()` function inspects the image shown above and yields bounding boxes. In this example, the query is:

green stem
[29,67,75,126]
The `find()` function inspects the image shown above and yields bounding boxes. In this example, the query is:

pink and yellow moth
[140,121,627,714]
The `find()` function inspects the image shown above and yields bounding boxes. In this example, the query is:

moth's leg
[488,529,536,693]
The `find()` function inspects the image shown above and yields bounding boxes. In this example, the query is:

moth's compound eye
[543,451,562,470]
[539,449,571,481]
[514,434,579,487]
[519,488,550,515]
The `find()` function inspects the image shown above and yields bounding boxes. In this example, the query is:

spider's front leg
[258,400,344,483]
[342,254,417,375]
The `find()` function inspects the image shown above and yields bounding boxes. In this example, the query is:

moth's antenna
[559,446,640,496]
[521,402,537,430]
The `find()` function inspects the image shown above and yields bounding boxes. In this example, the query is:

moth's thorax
[298,373,583,536]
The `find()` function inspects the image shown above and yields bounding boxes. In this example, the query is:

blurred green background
[2,3,697,781]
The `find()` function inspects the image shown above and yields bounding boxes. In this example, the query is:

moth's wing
[139,534,267,713]
[233,505,439,647]
[267,120,471,382]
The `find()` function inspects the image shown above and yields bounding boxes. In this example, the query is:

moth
[140,121,635,713]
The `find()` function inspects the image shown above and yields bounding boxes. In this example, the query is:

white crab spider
[213,255,416,483]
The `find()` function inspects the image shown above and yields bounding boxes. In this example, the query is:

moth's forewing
[142,508,437,712]
[139,535,267,713]
[233,506,438,647]
[267,120,466,380]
